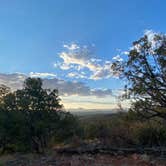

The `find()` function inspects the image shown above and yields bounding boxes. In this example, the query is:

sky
[0,0,166,111]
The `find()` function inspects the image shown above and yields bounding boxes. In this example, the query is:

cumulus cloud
[0,73,113,97]
[54,44,120,80]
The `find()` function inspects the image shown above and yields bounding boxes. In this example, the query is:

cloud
[63,43,80,50]
[0,73,130,110]
[112,55,123,61]
[122,51,129,55]
[54,44,120,80]
[67,72,87,79]
[0,73,113,97]
[0,73,26,90]
[29,72,56,78]
[90,88,112,97]
[43,78,112,97]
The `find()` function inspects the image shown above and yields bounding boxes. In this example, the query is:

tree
[0,78,81,153]
[0,84,10,102]
[15,77,62,111]
[113,31,166,119]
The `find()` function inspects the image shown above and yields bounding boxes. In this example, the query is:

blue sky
[0,0,165,110]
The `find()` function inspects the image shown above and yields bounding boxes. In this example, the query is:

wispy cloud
[29,72,56,78]
[63,43,80,50]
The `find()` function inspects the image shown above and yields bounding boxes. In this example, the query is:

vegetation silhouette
[0,78,81,153]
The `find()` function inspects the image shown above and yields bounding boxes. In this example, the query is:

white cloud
[68,72,87,79]
[60,63,71,70]
[112,55,123,61]
[91,62,113,80]
[29,72,56,78]
[63,43,80,50]
[54,43,118,80]
[122,51,129,55]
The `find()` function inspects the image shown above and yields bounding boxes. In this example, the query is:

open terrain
[1,151,166,166]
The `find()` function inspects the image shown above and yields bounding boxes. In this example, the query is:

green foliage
[0,78,81,153]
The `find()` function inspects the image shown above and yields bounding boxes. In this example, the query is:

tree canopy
[113,31,166,119]
[0,78,81,153]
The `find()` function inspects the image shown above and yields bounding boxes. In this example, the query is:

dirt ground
[1,152,166,166]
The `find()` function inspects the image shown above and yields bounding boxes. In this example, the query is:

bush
[135,122,166,147]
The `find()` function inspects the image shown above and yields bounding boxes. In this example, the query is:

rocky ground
[1,152,166,166]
